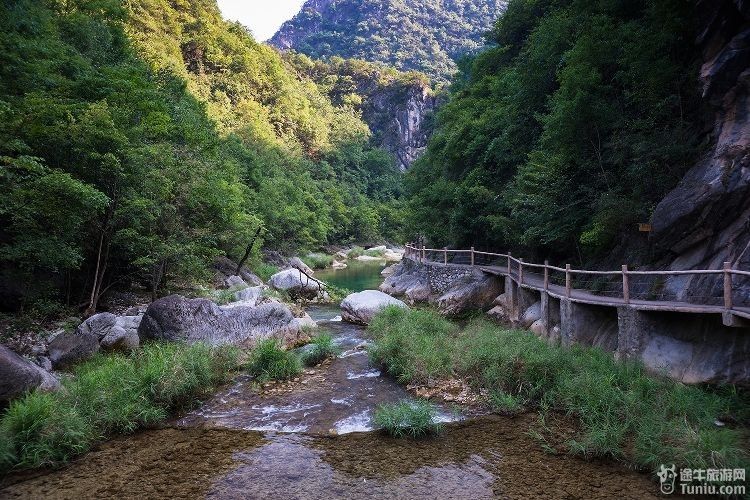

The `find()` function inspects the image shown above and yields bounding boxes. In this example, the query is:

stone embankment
[381,258,750,385]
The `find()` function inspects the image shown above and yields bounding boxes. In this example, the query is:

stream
[0,261,663,499]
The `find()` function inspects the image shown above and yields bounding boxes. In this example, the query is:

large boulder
[341,290,408,325]
[269,269,323,298]
[0,345,59,404]
[289,257,314,275]
[48,331,100,370]
[521,302,542,329]
[436,274,503,317]
[75,312,141,354]
[233,286,263,307]
[138,295,302,348]
[212,256,263,286]
[379,260,430,300]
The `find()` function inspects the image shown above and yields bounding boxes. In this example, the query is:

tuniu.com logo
[658,464,746,496]
[657,464,677,495]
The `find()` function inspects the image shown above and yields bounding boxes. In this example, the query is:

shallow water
[316,260,389,292]
[0,262,665,499]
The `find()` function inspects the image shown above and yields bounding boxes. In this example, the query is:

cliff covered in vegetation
[271,0,508,81]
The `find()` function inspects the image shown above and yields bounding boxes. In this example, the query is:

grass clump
[374,400,443,438]
[347,246,365,259]
[301,332,341,367]
[368,307,750,474]
[253,262,279,282]
[364,247,386,257]
[0,343,239,474]
[302,253,334,270]
[247,339,302,382]
[368,306,455,385]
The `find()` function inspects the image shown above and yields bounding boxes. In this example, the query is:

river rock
[231,286,263,307]
[138,295,302,348]
[356,255,385,262]
[379,260,430,299]
[341,290,408,325]
[487,305,511,323]
[383,249,404,262]
[289,257,315,275]
[212,256,263,286]
[294,313,318,330]
[521,302,542,329]
[332,261,347,269]
[100,316,141,352]
[225,275,248,290]
[269,269,323,298]
[436,274,503,317]
[530,319,546,337]
[48,330,100,370]
[0,345,60,404]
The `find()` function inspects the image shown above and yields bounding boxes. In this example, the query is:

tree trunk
[236,226,263,275]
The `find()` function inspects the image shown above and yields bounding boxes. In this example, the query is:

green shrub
[213,288,240,305]
[368,308,750,473]
[253,262,279,283]
[247,339,302,382]
[347,246,365,259]
[374,400,442,438]
[364,247,386,257]
[0,343,239,474]
[301,332,341,367]
[302,253,334,270]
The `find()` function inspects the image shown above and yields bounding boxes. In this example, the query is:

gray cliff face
[368,84,436,171]
[651,0,750,300]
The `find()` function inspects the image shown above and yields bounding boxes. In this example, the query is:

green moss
[302,253,334,270]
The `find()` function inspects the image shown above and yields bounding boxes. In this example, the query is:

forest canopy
[403,0,707,263]
[0,0,403,312]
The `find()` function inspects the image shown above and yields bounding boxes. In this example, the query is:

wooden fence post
[471,247,475,267]
[565,264,572,298]
[421,245,426,263]
[622,265,630,304]
[443,247,448,265]
[519,258,524,285]
[724,262,733,310]
[507,252,512,275]
[544,260,549,291]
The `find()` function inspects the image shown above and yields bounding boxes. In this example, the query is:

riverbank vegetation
[0,343,239,474]
[246,339,302,382]
[404,0,706,262]
[373,400,443,438]
[368,307,750,473]
[301,332,341,367]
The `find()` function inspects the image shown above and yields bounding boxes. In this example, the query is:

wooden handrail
[403,243,746,312]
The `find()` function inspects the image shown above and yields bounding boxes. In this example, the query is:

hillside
[285,54,437,170]
[270,0,508,81]
[0,0,403,311]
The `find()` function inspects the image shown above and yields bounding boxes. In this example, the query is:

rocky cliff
[651,0,750,301]
[286,55,437,170]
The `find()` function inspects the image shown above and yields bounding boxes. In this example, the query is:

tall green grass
[0,343,239,474]
[368,307,750,473]
[347,246,365,259]
[374,400,443,438]
[300,332,341,367]
[253,262,279,282]
[246,339,301,382]
[302,253,334,270]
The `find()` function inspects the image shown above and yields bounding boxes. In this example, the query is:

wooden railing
[404,243,750,318]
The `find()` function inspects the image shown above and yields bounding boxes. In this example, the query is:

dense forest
[404,0,707,263]
[271,0,508,81]
[0,0,403,313]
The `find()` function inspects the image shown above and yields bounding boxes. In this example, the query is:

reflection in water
[316,260,389,293]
